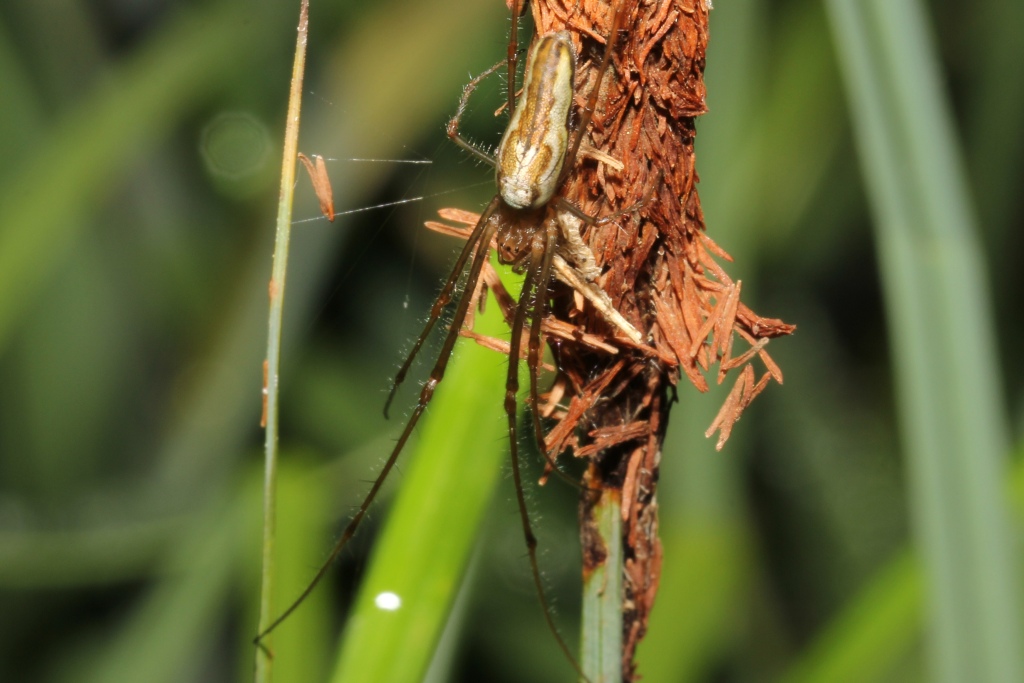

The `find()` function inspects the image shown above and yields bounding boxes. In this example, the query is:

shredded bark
[430,0,795,678]
[534,1,793,678]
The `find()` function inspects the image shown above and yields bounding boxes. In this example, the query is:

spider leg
[593,169,663,225]
[552,253,643,345]
[256,200,501,648]
[446,60,504,167]
[506,226,587,681]
[527,218,585,487]
[527,221,605,493]
[552,172,658,229]
[507,0,523,117]
[560,0,628,179]
[384,197,502,418]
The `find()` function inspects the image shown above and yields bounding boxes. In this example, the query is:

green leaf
[821,1,1022,680]
[329,263,510,683]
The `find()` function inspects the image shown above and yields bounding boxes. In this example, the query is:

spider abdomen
[496,31,575,210]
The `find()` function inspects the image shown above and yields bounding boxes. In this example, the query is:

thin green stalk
[581,489,622,683]
[255,2,309,682]
[822,0,1022,681]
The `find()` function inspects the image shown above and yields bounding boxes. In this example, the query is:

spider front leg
[526,216,573,477]
[505,219,585,681]
[445,60,505,168]
[524,215,638,487]
[384,197,501,416]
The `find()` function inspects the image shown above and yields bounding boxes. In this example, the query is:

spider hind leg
[505,217,586,681]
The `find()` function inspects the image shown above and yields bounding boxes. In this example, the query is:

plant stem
[581,488,623,683]
[254,2,309,682]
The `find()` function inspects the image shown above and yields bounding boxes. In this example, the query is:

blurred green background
[1,0,1022,681]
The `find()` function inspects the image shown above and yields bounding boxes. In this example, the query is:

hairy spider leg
[380,58,516,418]
[444,59,505,168]
[382,157,503,417]
[559,0,628,188]
[504,217,586,680]
[255,197,502,648]
[527,215,565,477]
[507,0,524,116]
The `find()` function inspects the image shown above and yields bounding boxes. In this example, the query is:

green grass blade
[249,459,334,683]
[254,3,309,681]
[580,489,623,683]
[329,270,509,683]
[822,1,1022,680]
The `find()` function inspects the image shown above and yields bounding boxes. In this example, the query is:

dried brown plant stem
[528,1,794,679]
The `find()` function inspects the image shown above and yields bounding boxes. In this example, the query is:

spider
[257,0,637,673]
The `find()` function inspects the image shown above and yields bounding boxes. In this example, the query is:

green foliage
[1,0,1022,681]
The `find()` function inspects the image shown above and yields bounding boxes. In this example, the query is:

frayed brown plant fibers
[429,0,794,678]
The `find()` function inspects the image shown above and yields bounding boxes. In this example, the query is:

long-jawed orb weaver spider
[257,0,636,674]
